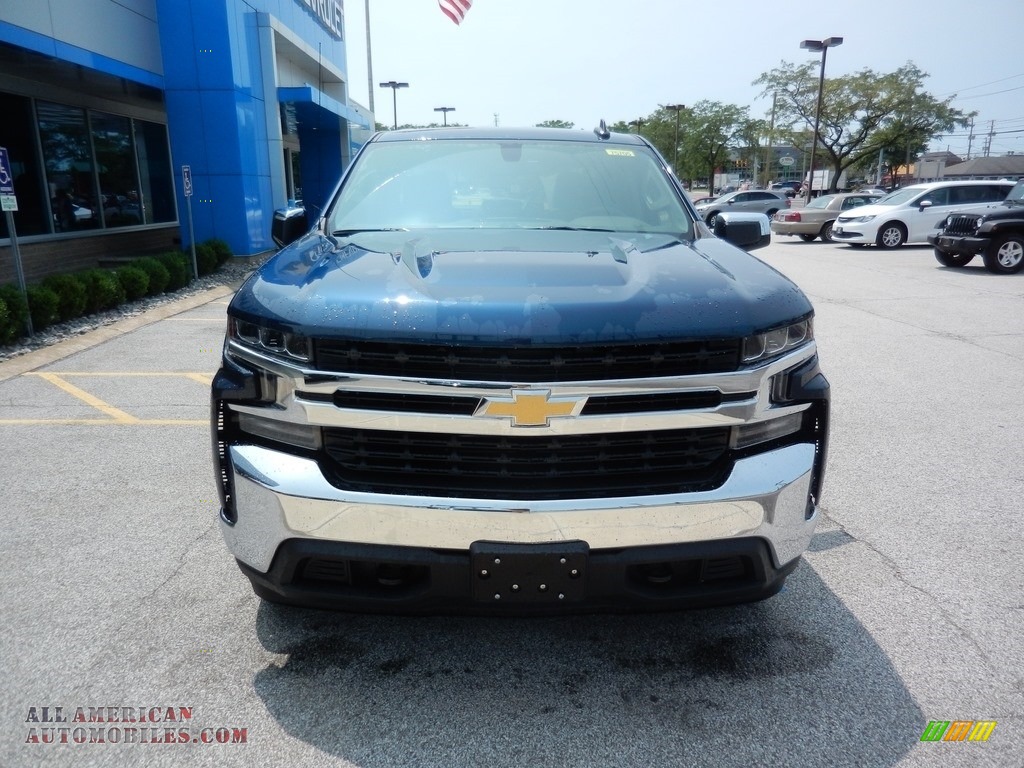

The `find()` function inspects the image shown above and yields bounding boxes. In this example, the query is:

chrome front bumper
[221,441,819,575]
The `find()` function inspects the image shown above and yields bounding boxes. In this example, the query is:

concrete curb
[0,285,236,382]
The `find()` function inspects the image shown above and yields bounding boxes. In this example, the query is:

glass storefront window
[1,92,176,239]
[92,112,141,228]
[134,120,176,224]
[37,101,100,232]
[0,93,49,237]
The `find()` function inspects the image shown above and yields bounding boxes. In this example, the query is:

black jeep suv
[929,179,1024,274]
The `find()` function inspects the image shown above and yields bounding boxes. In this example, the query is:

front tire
[821,220,835,242]
[876,222,907,249]
[933,248,974,268]
[705,211,720,227]
[983,233,1024,274]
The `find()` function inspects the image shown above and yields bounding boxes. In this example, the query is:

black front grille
[313,339,742,382]
[943,215,980,236]
[320,426,732,500]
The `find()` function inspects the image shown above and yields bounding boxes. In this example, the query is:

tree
[755,62,972,192]
[535,119,575,129]
[678,101,750,191]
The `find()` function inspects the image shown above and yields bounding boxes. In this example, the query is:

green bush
[0,296,9,344]
[115,265,150,301]
[0,284,29,344]
[133,257,170,296]
[42,273,88,321]
[27,285,60,331]
[205,238,233,266]
[195,243,218,276]
[78,269,125,314]
[156,250,190,291]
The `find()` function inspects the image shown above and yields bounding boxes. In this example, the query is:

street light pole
[378,80,408,130]
[661,104,686,171]
[800,36,842,203]
[434,106,455,126]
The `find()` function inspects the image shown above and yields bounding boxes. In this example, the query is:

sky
[340,0,1024,158]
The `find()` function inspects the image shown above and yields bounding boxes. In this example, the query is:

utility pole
[764,92,777,187]
[966,117,974,160]
[983,120,995,157]
[364,0,374,113]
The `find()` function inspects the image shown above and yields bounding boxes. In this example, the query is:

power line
[954,84,1024,101]
[942,71,1024,97]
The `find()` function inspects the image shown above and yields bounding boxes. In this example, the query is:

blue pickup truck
[211,125,830,614]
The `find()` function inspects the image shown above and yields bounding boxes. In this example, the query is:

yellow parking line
[25,372,212,377]
[184,373,213,385]
[0,419,207,426]
[34,372,140,423]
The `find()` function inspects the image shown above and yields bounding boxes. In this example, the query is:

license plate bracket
[470,541,588,604]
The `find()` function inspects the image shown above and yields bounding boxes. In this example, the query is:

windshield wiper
[332,227,409,236]
[530,225,618,232]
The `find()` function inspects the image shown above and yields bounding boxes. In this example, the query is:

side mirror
[271,205,308,248]
[713,211,771,252]
[918,200,933,210]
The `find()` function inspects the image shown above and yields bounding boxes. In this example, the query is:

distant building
[1,0,370,284]
[939,155,1024,181]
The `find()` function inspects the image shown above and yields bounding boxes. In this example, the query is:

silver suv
[694,190,790,226]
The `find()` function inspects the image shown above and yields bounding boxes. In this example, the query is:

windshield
[1006,180,1024,202]
[873,188,924,206]
[807,195,835,210]
[327,138,692,237]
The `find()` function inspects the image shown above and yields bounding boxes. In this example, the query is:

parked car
[928,178,1024,274]
[770,181,803,198]
[212,125,829,614]
[771,192,883,242]
[694,189,790,226]
[856,186,889,197]
[688,195,716,207]
[831,180,1015,248]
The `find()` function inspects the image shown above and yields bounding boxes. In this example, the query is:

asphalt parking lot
[1,241,1021,767]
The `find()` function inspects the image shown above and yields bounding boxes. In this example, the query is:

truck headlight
[742,319,813,365]
[847,214,876,223]
[229,318,311,362]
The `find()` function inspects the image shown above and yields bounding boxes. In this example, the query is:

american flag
[438,0,472,25]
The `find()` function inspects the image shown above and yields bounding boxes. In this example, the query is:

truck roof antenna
[593,119,610,140]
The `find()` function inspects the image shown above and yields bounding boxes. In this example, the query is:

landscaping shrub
[205,238,233,266]
[195,242,218,276]
[0,284,29,344]
[78,268,125,313]
[0,295,10,343]
[42,273,88,321]
[156,250,190,291]
[115,265,150,301]
[133,257,170,296]
[26,285,60,331]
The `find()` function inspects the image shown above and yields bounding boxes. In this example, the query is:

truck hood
[230,229,812,343]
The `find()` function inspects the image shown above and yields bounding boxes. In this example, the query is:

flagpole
[364,0,374,113]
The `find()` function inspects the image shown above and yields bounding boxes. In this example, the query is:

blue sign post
[1,146,32,336]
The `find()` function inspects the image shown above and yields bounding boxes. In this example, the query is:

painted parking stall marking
[0,372,211,425]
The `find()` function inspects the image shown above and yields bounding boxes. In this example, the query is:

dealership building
[0,0,368,283]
